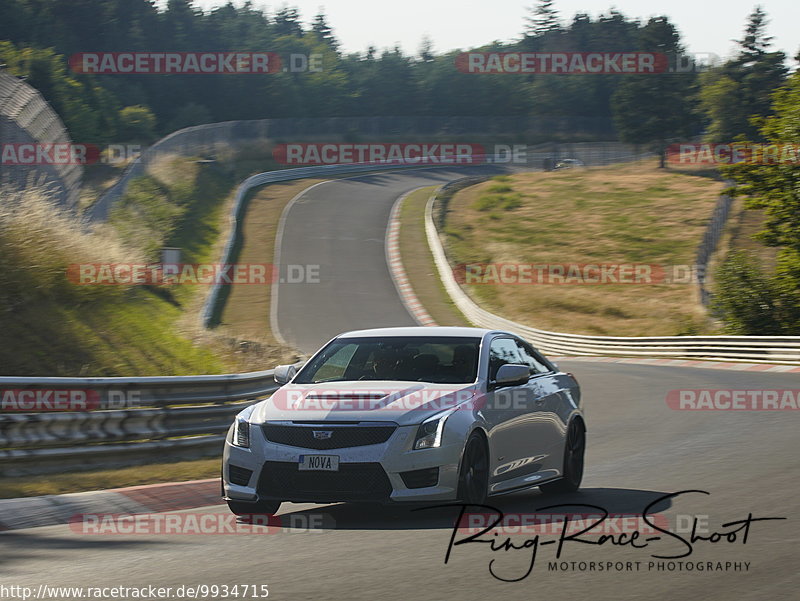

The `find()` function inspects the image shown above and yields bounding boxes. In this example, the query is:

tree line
[0,1,793,149]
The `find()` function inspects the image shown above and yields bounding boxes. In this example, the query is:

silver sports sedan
[222,326,585,515]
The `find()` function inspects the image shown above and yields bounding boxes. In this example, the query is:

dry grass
[444,160,726,336]
[0,187,142,303]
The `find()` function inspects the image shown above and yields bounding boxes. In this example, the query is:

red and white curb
[386,190,437,327]
[0,478,219,531]
[549,356,800,372]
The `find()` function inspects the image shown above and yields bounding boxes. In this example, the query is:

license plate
[298,455,340,471]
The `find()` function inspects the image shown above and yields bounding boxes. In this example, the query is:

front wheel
[226,499,281,516]
[541,420,585,495]
[457,432,489,505]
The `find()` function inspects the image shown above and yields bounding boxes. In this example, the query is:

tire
[226,499,281,516]
[457,432,490,505]
[541,419,585,495]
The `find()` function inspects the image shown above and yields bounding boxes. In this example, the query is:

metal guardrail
[424,180,800,364]
[0,369,283,476]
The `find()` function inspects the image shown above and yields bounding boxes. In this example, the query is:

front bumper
[222,422,462,504]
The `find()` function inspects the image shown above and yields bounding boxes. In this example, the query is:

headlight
[413,409,454,450]
[230,405,257,448]
[232,418,251,448]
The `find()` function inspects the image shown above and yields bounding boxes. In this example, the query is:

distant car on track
[222,327,585,515]
[554,158,585,169]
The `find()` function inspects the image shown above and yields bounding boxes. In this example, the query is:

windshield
[294,336,481,384]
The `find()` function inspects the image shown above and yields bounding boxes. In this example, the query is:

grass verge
[0,458,220,499]
[397,187,471,327]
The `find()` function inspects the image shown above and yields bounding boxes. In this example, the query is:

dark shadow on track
[273,487,674,531]
[0,530,168,575]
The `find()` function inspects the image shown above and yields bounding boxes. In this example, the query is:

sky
[187,0,800,61]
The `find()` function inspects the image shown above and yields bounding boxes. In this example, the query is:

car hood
[251,381,480,426]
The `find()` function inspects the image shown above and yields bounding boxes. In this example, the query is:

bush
[118,105,157,143]
[711,251,799,334]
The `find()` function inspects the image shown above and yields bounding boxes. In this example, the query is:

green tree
[716,68,800,333]
[526,1,561,36]
[163,0,200,49]
[418,36,435,63]
[724,69,800,280]
[698,7,786,141]
[611,17,700,166]
[274,6,303,37]
[311,11,338,51]
[166,102,212,132]
[697,74,742,142]
[0,41,121,142]
[118,105,157,142]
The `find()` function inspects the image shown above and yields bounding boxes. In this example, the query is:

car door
[513,338,568,472]
[483,337,553,491]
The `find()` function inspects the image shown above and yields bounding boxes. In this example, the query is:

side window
[488,338,524,381]
[515,340,551,375]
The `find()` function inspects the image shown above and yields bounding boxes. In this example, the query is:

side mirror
[273,364,297,385]
[493,364,530,388]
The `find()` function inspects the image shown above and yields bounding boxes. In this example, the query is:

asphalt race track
[3,363,798,600]
[273,167,506,353]
[2,169,798,601]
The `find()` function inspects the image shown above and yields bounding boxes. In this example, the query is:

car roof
[337,326,496,339]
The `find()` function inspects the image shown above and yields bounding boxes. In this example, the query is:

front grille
[261,424,396,450]
[400,467,440,489]
[228,464,253,486]
[258,461,392,502]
